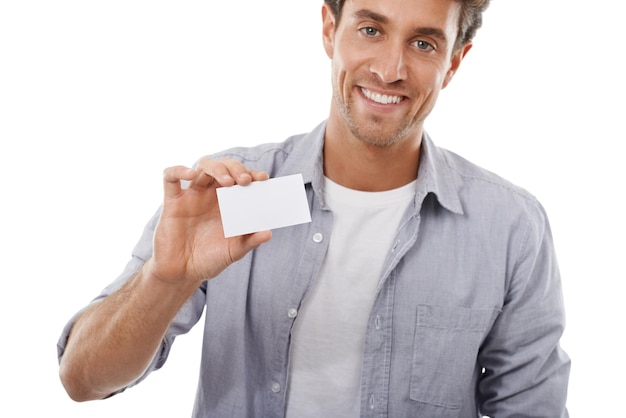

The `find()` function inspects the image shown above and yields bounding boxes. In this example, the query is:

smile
[361,87,404,105]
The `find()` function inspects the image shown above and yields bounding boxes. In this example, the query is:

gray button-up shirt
[58,121,570,417]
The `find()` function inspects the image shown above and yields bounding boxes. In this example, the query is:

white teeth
[361,88,403,104]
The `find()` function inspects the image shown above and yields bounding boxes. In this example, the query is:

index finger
[195,157,269,187]
[162,165,196,198]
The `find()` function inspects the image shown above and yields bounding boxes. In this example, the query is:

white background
[1,0,623,416]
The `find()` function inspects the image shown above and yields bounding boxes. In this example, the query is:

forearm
[59,161,271,401]
[59,262,199,401]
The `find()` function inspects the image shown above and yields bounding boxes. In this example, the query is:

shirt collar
[277,120,463,215]
[416,132,464,215]
[274,120,325,190]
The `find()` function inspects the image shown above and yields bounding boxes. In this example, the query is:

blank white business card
[216,173,312,238]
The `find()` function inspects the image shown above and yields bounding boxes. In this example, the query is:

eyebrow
[354,9,389,24]
[353,8,450,44]
[416,27,449,43]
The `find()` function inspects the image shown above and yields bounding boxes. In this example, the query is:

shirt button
[287,308,298,319]
[369,394,375,409]
[271,382,281,393]
[374,315,381,330]
[312,232,324,243]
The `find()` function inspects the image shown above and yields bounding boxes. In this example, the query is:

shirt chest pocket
[410,304,500,413]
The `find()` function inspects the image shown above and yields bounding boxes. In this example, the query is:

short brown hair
[323,0,490,50]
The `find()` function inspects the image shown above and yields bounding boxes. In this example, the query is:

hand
[146,157,272,287]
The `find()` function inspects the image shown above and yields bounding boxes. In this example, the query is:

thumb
[229,230,272,262]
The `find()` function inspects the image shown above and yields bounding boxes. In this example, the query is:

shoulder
[200,121,326,179]
[194,131,316,179]
[438,147,548,230]
[210,133,306,164]
[443,148,538,202]
[443,148,533,197]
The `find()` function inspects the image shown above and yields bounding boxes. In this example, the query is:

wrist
[135,259,202,309]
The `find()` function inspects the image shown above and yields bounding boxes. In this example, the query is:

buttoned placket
[266,189,333,417]
[359,210,422,418]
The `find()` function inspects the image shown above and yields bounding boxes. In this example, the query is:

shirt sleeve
[477,201,571,417]
[56,208,207,394]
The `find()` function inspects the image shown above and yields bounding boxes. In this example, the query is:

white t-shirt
[285,177,416,417]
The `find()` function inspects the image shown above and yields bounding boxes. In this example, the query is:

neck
[323,122,422,192]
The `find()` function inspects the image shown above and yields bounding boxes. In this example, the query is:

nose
[369,41,408,83]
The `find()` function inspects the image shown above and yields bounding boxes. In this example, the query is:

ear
[322,3,336,59]
[442,42,473,89]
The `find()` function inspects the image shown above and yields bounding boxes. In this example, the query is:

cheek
[331,57,352,94]
[333,43,365,77]
[413,62,449,92]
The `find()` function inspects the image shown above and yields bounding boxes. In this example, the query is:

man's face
[323,0,471,147]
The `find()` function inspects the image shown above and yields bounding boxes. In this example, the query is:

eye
[360,26,380,37]
[413,39,435,51]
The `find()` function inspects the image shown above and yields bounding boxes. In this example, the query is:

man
[58,0,571,416]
